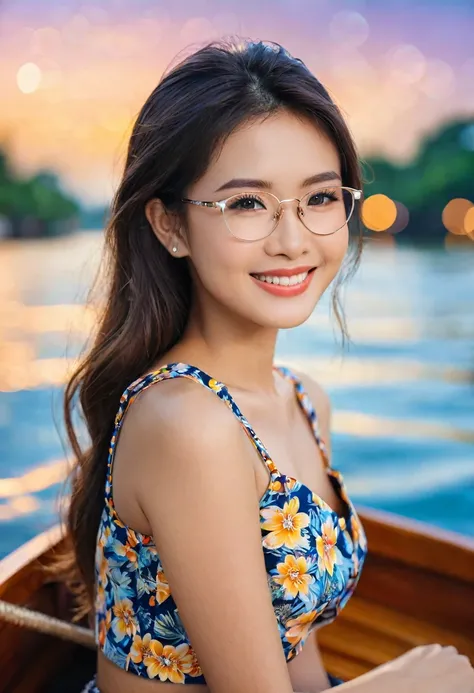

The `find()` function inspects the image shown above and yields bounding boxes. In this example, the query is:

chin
[249,301,319,330]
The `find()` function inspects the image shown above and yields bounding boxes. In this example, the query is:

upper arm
[120,380,295,693]
[295,371,332,461]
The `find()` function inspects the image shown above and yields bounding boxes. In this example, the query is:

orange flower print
[130,633,153,663]
[187,648,203,678]
[270,476,297,493]
[316,519,341,576]
[261,497,310,549]
[114,540,138,564]
[156,568,171,604]
[144,640,198,683]
[98,524,111,549]
[96,583,106,614]
[96,545,108,585]
[266,459,277,474]
[285,610,319,646]
[126,527,139,548]
[98,609,112,648]
[270,478,284,493]
[273,555,313,598]
[111,598,137,641]
[351,513,367,552]
[208,378,223,392]
[311,492,326,509]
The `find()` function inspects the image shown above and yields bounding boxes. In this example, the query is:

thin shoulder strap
[105,363,279,505]
[274,364,331,468]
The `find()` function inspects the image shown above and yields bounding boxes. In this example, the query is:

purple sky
[1,0,473,204]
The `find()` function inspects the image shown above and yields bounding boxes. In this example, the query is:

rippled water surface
[0,232,473,558]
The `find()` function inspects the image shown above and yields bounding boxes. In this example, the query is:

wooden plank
[0,527,71,693]
[321,649,372,682]
[0,525,64,599]
[340,597,474,659]
[358,506,474,583]
[356,553,474,640]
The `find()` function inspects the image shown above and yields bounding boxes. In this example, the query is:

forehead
[197,110,341,193]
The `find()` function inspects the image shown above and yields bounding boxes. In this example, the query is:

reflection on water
[0,232,473,557]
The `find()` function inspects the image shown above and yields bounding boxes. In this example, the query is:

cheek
[320,226,349,265]
[186,222,251,289]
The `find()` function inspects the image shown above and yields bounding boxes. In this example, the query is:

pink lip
[250,269,316,297]
[251,265,315,277]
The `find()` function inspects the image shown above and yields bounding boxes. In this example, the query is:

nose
[263,198,310,260]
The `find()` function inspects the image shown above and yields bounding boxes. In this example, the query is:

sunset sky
[1,0,473,205]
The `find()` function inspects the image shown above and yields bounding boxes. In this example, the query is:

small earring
[172,245,178,253]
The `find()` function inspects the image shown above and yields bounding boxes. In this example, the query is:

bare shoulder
[125,375,238,441]
[119,375,252,474]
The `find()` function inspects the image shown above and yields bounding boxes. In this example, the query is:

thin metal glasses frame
[181,186,363,241]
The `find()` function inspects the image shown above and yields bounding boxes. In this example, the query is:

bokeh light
[442,198,474,235]
[388,44,426,85]
[16,62,42,94]
[361,194,398,232]
[464,206,474,239]
[329,11,370,50]
[386,201,410,234]
[420,59,455,100]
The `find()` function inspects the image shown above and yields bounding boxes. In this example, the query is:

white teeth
[253,271,309,286]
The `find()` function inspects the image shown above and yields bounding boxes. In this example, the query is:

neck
[168,304,280,396]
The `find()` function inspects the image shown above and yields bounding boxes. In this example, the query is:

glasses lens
[222,187,356,240]
[223,192,279,241]
[299,186,355,235]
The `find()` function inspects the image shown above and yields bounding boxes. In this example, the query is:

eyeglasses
[181,185,362,242]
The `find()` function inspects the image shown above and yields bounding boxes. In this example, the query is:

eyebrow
[215,170,342,193]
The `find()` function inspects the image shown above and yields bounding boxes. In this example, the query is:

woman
[65,39,474,693]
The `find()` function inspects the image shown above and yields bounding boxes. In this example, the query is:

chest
[236,394,346,519]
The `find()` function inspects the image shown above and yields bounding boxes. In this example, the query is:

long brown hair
[62,38,364,617]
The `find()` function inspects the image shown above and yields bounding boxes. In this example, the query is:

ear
[145,198,189,258]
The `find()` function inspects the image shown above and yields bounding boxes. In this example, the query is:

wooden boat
[1,506,473,692]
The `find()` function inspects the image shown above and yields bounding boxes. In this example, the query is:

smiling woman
[51,37,474,693]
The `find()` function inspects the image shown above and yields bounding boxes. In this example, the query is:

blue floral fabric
[95,363,367,684]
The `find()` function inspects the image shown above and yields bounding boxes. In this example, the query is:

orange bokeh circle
[361,194,398,232]
[464,205,474,237]
[442,198,474,235]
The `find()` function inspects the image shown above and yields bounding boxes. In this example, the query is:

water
[0,232,473,559]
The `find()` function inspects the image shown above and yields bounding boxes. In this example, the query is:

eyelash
[227,188,341,210]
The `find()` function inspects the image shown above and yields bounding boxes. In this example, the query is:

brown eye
[228,195,267,211]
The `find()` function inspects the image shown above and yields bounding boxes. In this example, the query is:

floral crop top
[95,363,367,684]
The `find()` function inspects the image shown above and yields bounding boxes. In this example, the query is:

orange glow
[442,198,474,235]
[464,205,474,238]
[361,194,398,231]
[444,232,474,251]
[367,232,396,247]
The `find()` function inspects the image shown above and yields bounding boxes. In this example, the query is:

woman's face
[181,110,350,330]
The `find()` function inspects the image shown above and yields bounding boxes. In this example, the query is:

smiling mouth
[250,268,316,286]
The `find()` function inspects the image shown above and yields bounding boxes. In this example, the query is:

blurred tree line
[0,151,79,238]
[362,118,474,244]
[0,118,472,242]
